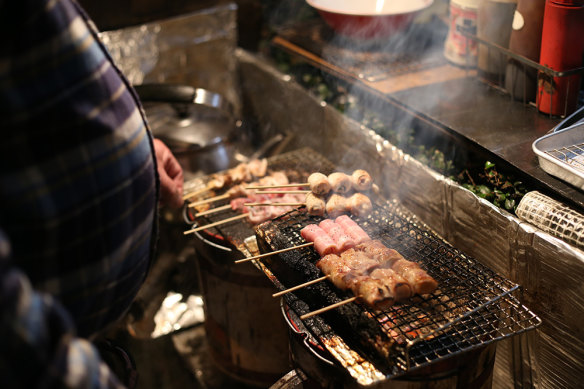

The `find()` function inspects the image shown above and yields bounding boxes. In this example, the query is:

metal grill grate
[255,199,541,383]
[544,143,584,172]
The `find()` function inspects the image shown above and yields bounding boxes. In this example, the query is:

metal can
[444,0,480,67]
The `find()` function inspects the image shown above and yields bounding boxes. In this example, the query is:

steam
[263,1,458,172]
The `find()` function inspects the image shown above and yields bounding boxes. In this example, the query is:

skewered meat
[369,268,412,300]
[308,172,332,196]
[326,194,348,218]
[300,224,338,256]
[228,191,304,225]
[316,254,351,289]
[355,239,402,265]
[391,258,438,295]
[305,192,326,217]
[316,250,398,309]
[351,169,373,191]
[356,240,437,295]
[248,158,268,177]
[205,159,270,192]
[318,219,355,252]
[230,162,253,183]
[340,248,381,276]
[305,219,437,306]
[224,171,290,199]
[258,171,289,188]
[347,193,373,218]
[227,183,254,198]
[351,277,395,310]
[335,215,371,244]
[327,172,352,194]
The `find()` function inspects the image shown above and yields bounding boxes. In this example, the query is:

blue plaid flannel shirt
[0,0,159,387]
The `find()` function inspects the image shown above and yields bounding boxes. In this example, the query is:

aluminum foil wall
[237,49,584,389]
[100,3,241,116]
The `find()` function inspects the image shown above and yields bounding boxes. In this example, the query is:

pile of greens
[271,51,527,213]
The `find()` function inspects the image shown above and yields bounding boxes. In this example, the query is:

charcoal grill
[254,199,542,386]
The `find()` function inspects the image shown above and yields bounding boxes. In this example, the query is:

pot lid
[143,102,235,149]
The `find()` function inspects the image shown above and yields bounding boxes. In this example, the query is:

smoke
[260,0,466,173]
[317,4,453,164]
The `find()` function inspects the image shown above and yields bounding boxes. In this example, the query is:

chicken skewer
[245,170,373,196]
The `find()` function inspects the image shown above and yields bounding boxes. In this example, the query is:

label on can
[444,1,478,67]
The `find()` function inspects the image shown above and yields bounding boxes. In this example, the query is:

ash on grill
[254,199,541,383]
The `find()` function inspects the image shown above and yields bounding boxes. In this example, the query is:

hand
[153,138,184,209]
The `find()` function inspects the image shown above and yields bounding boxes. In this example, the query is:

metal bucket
[191,228,291,387]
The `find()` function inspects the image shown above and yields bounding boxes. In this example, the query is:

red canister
[536,0,584,116]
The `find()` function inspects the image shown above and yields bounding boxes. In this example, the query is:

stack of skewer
[236,215,438,320]
[183,169,378,235]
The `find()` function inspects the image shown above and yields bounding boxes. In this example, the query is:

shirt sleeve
[0,229,127,389]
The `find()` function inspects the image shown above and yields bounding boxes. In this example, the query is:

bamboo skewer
[187,193,230,208]
[244,202,305,207]
[234,242,314,264]
[182,186,211,201]
[183,213,248,235]
[194,204,231,217]
[245,183,309,189]
[300,296,359,320]
[254,190,310,195]
[272,276,329,297]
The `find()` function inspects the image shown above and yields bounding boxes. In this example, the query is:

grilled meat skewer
[327,172,353,194]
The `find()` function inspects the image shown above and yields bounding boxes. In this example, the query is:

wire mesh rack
[254,199,541,385]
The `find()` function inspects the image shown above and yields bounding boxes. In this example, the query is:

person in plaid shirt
[0,0,184,387]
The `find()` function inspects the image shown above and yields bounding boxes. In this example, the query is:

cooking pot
[134,83,252,174]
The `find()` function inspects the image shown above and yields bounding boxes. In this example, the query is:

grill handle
[279,299,335,367]
[182,206,233,252]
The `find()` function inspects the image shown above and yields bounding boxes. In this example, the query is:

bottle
[477,0,518,84]
[537,0,584,117]
[444,0,481,67]
[504,0,546,102]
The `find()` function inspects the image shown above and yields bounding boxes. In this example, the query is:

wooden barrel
[192,230,290,387]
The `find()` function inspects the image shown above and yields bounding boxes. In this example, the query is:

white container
[444,0,480,67]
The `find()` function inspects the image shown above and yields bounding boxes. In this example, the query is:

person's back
[0,0,185,387]
[0,0,158,337]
